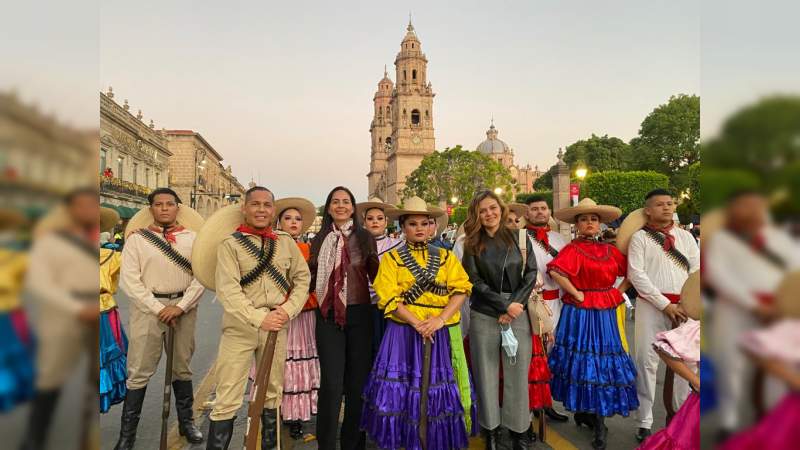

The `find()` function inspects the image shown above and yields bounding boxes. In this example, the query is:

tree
[629,94,700,186]
[533,167,553,191]
[563,134,632,174]
[583,171,670,214]
[403,145,515,204]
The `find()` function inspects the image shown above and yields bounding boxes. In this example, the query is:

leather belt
[153,291,184,300]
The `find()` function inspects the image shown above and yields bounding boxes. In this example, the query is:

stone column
[551,148,572,240]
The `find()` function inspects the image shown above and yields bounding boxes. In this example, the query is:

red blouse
[546,239,627,310]
[297,242,319,311]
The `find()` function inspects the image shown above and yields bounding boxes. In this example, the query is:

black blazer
[462,232,538,318]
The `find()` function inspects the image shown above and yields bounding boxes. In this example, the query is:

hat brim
[274,197,317,235]
[616,208,646,255]
[776,271,800,319]
[100,207,120,233]
[191,204,245,290]
[553,204,621,224]
[430,207,449,235]
[700,208,725,250]
[125,204,204,239]
[356,201,398,218]
[387,208,445,220]
[679,271,702,320]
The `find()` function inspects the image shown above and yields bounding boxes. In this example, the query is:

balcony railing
[100,176,151,200]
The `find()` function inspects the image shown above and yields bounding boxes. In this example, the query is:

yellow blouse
[374,243,472,325]
[100,248,122,312]
[0,248,28,312]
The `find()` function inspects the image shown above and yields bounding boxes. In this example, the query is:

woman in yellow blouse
[360,197,475,450]
[99,207,128,413]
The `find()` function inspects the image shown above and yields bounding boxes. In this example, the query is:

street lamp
[450,196,458,204]
[494,187,503,195]
[575,167,588,180]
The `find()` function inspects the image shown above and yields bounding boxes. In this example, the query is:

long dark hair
[464,190,516,255]
[309,186,372,269]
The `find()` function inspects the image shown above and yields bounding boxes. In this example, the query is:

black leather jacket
[462,232,538,318]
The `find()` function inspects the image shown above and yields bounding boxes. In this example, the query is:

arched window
[411,43,414,49]
[385,137,392,145]
[412,69,417,80]
[425,110,429,118]
[386,106,390,115]
[411,109,420,125]
[403,70,407,80]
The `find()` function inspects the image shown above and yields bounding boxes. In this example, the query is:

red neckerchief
[644,222,675,251]
[236,224,278,240]
[148,223,185,244]
[526,224,551,247]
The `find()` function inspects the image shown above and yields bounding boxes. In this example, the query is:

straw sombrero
[553,198,621,224]
[0,209,28,231]
[356,197,397,218]
[679,270,702,320]
[124,204,204,239]
[508,203,527,227]
[700,208,725,249]
[100,207,120,233]
[428,205,449,236]
[387,196,445,220]
[775,271,800,318]
[274,197,317,235]
[615,208,646,255]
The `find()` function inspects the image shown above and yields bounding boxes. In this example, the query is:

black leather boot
[288,421,303,440]
[481,427,499,450]
[510,429,531,450]
[18,389,60,450]
[261,408,278,450]
[592,414,608,449]
[173,380,204,443]
[113,387,147,450]
[545,407,569,422]
[206,418,235,450]
[574,411,595,428]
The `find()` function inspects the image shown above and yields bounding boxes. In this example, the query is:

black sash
[396,244,448,304]
[56,231,98,261]
[137,229,193,275]
[232,232,291,294]
[642,228,690,273]
[527,230,559,258]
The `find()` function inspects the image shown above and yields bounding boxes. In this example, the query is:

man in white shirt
[114,188,205,450]
[523,195,569,422]
[706,190,800,440]
[627,189,700,443]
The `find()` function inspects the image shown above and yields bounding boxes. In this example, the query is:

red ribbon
[236,224,277,240]
[645,223,675,252]
[148,224,185,244]
[526,225,551,247]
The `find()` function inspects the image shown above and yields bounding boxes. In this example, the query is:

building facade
[368,21,436,204]
[100,87,171,217]
[165,130,243,218]
[475,121,542,194]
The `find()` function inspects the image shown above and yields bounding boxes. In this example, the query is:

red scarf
[644,222,675,251]
[148,223,185,244]
[236,224,278,240]
[526,224,550,247]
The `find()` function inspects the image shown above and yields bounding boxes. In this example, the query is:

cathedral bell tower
[367,66,394,201]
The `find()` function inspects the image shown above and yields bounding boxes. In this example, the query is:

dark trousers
[315,304,374,450]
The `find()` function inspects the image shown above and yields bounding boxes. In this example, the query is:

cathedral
[367,21,540,203]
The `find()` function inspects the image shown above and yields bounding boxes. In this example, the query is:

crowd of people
[2,182,798,450]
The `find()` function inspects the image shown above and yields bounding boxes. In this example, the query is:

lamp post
[575,167,588,180]
[493,187,503,196]
[191,149,206,209]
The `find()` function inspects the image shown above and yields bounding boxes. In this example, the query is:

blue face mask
[500,324,518,365]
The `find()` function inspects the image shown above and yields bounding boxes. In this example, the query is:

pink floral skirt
[281,310,320,421]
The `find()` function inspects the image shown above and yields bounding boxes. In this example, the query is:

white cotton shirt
[527,229,568,293]
[627,227,700,311]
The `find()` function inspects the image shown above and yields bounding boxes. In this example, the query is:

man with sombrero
[113,187,206,449]
[618,189,699,443]
[193,186,310,450]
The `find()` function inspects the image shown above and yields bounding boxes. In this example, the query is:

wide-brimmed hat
[100,207,120,233]
[775,271,800,318]
[387,196,445,220]
[0,208,28,231]
[356,197,397,218]
[191,204,247,290]
[680,271,702,320]
[553,198,621,224]
[274,197,316,235]
[125,204,204,239]
[700,208,725,250]
[507,203,527,228]
[428,205,449,236]
[615,208,646,255]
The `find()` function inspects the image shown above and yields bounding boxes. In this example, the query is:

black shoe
[635,427,652,443]
[591,415,608,449]
[261,408,278,450]
[114,387,147,450]
[545,407,569,422]
[288,421,303,440]
[206,418,235,450]
[510,429,530,450]
[526,425,538,443]
[574,412,595,429]
[18,389,61,450]
[173,380,204,443]
[481,427,499,450]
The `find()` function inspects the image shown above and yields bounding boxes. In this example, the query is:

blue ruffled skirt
[548,304,639,417]
[361,321,471,450]
[100,308,128,413]
[0,309,35,412]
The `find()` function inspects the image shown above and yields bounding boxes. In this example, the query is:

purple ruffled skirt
[361,321,470,450]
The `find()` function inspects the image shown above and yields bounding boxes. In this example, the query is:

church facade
[476,121,543,194]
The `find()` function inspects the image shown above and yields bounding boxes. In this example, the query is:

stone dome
[476,123,510,155]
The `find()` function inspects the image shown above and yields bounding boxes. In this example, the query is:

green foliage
[563,134,631,174]
[533,167,553,191]
[629,94,700,186]
[451,206,468,225]
[583,171,670,214]
[700,169,761,212]
[402,145,514,204]
[516,191,553,208]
